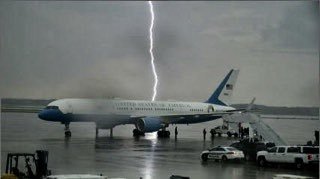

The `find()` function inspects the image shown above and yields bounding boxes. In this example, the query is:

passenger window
[266,143,275,148]
[268,147,277,153]
[287,147,300,153]
[277,147,285,153]
[45,106,59,110]
[302,147,319,154]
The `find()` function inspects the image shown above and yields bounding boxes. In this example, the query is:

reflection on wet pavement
[1,113,319,179]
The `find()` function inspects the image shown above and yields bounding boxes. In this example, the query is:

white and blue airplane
[38,69,245,137]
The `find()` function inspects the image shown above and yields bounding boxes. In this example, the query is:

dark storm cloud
[0,1,318,106]
[261,1,318,50]
[0,1,153,99]
[150,1,318,106]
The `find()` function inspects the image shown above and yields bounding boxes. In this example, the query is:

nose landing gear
[64,123,71,137]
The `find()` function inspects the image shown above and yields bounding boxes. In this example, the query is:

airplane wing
[226,98,260,113]
[130,111,241,124]
[226,109,247,113]
[131,98,259,125]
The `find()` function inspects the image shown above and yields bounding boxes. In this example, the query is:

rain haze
[0,1,318,107]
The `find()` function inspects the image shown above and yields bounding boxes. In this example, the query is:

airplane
[38,69,247,138]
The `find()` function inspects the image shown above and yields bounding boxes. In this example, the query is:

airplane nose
[38,110,46,119]
[38,109,64,121]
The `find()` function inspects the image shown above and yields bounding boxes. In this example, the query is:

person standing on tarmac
[175,126,178,139]
[210,129,215,145]
[203,128,207,140]
[210,129,215,138]
[240,127,244,139]
[238,122,242,138]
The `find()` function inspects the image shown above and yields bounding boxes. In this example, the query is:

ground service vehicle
[210,125,238,137]
[230,139,275,161]
[2,150,50,179]
[201,146,244,162]
[298,146,319,165]
[257,146,319,169]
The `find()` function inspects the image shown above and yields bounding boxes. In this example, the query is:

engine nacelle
[136,117,163,133]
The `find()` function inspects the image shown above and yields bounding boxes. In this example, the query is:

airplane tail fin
[206,69,239,106]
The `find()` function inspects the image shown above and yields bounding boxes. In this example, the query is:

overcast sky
[0,1,318,107]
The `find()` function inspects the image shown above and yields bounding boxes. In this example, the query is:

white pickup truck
[256,146,319,169]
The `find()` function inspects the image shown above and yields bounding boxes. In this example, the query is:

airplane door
[66,101,73,114]
[207,105,214,113]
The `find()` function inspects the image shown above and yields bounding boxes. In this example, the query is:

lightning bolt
[148,1,158,101]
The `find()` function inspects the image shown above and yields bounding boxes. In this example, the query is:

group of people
[239,126,250,138]
[306,130,319,146]
[173,124,320,144]
[203,128,217,140]
[174,123,254,141]
[238,122,250,139]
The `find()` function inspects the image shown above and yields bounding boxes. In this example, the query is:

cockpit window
[45,106,59,110]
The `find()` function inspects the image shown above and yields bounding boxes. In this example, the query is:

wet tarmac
[1,113,319,179]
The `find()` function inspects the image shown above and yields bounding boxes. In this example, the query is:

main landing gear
[133,129,145,137]
[132,128,170,138]
[64,123,71,137]
[157,129,170,138]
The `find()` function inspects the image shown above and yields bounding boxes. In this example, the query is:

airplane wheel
[133,129,144,137]
[221,155,228,162]
[165,131,170,137]
[65,131,71,137]
[133,129,139,136]
[227,132,231,137]
[201,154,208,162]
[157,130,170,138]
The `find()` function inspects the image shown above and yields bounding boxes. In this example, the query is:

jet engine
[136,117,163,133]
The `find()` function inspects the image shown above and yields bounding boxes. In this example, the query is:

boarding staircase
[223,113,287,146]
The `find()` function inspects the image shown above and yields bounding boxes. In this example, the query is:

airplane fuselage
[38,69,241,135]
[39,98,234,129]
